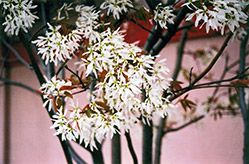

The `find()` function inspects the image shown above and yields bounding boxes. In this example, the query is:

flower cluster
[75,5,101,43]
[32,23,82,66]
[53,3,73,21]
[40,76,73,112]
[154,3,175,29]
[46,28,174,149]
[0,0,38,35]
[185,0,248,34]
[100,0,133,19]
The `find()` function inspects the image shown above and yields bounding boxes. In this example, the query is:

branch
[149,6,191,57]
[1,39,31,69]
[0,76,39,95]
[192,32,233,85]
[172,72,249,96]
[125,132,138,164]
[164,115,205,134]
[18,31,45,84]
[239,19,249,120]
[176,23,194,31]
[64,65,87,89]
[169,32,234,101]
[68,142,87,164]
[56,59,70,76]
[154,26,189,164]
[0,58,19,63]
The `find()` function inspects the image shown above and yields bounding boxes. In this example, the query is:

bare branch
[0,76,39,95]
[164,115,205,134]
[1,39,31,69]
[169,32,234,102]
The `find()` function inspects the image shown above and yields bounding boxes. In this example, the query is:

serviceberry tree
[0,0,248,164]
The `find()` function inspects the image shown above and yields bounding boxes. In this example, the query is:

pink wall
[0,36,244,164]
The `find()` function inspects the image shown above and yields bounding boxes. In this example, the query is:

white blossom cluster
[154,3,175,29]
[44,28,174,150]
[32,23,82,66]
[185,0,248,34]
[40,76,73,112]
[100,0,133,19]
[75,5,101,43]
[53,3,73,21]
[0,0,38,35]
[33,5,103,66]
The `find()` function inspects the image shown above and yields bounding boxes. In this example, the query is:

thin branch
[164,115,205,134]
[154,26,189,164]
[0,76,39,95]
[191,32,233,85]
[64,65,86,89]
[1,39,31,69]
[209,55,229,101]
[173,71,249,93]
[192,84,249,89]
[56,59,70,76]
[169,32,234,102]
[125,132,138,164]
[129,19,163,39]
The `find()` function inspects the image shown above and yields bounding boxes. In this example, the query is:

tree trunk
[112,133,121,164]
[239,19,249,164]
[142,121,153,164]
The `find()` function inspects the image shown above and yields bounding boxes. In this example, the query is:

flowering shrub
[0,0,248,163]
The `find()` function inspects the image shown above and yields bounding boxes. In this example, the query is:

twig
[64,65,86,89]
[192,32,233,85]
[129,19,161,38]
[173,71,249,93]
[56,59,70,76]
[164,115,205,134]
[189,67,193,85]
[169,32,234,101]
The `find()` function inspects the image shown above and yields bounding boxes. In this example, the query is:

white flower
[54,3,73,21]
[32,23,82,66]
[1,0,38,35]
[185,0,248,35]
[51,28,174,151]
[75,5,101,43]
[40,76,72,111]
[154,3,175,29]
[100,0,133,19]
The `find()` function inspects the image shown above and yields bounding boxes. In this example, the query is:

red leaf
[59,85,75,91]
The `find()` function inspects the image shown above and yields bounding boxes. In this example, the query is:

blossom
[185,0,248,34]
[0,0,38,35]
[40,76,72,111]
[154,3,175,29]
[54,3,73,21]
[32,23,82,66]
[100,0,133,19]
[75,5,101,43]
